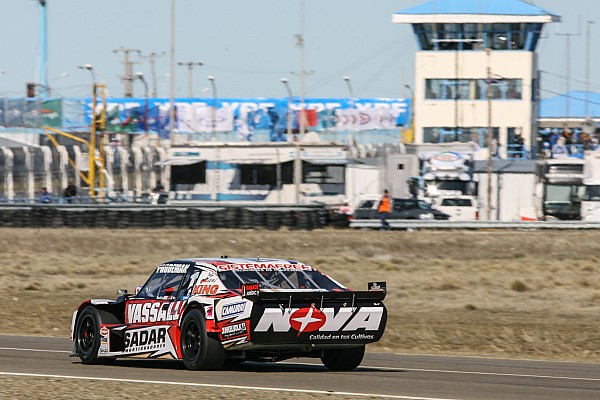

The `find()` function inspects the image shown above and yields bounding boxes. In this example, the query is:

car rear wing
[257,290,385,302]
[241,282,386,306]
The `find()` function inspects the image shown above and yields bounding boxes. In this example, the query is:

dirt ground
[1,228,599,362]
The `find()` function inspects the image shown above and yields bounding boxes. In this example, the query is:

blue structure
[539,91,600,119]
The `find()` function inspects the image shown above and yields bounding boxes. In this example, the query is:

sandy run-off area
[1,228,599,362]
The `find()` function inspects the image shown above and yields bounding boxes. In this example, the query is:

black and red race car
[71,257,387,371]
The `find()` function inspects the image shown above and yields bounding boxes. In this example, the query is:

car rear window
[358,200,376,209]
[218,270,344,291]
[441,198,472,207]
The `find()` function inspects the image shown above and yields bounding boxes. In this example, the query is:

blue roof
[396,0,559,17]
[539,91,600,118]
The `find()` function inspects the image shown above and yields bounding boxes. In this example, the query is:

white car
[435,196,479,221]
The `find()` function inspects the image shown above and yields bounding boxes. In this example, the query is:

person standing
[39,187,52,204]
[378,189,391,230]
[64,182,77,204]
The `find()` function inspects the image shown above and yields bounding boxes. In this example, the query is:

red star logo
[289,307,326,336]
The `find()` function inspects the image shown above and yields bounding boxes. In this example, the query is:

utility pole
[556,32,581,118]
[585,22,594,117]
[114,47,141,97]
[169,0,175,143]
[178,61,203,97]
[142,52,165,97]
[486,48,493,221]
[291,0,314,141]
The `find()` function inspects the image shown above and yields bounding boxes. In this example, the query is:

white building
[393,0,560,159]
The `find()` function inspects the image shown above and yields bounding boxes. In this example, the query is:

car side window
[359,200,375,209]
[136,273,164,299]
[178,268,201,298]
[393,199,405,211]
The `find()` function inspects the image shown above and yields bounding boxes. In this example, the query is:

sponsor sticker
[217,263,313,272]
[221,302,246,318]
[242,283,259,299]
[255,306,384,335]
[156,263,189,274]
[220,320,249,341]
[99,325,109,355]
[191,284,219,295]
[126,301,185,324]
[123,325,177,357]
[368,281,387,293]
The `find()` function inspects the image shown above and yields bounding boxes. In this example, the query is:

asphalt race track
[1,335,599,400]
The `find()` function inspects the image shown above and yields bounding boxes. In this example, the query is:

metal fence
[349,219,600,230]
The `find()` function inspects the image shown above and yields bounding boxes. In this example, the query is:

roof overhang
[392,14,560,24]
[538,117,600,128]
[303,159,352,165]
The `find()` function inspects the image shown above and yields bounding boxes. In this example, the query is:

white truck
[434,195,479,221]
[581,150,600,221]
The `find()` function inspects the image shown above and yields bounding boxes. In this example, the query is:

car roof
[161,257,314,271]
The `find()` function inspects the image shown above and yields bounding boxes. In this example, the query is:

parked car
[434,195,479,221]
[353,196,450,220]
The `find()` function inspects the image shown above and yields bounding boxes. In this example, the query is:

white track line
[0,372,459,400]
[0,347,70,354]
[2,346,598,383]
[290,362,600,382]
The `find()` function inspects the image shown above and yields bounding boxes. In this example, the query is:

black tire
[321,345,365,371]
[180,309,225,370]
[75,306,102,364]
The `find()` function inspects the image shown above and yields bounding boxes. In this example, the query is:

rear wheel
[321,345,365,371]
[180,309,225,370]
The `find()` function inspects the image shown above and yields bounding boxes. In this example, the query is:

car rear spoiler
[256,290,385,303]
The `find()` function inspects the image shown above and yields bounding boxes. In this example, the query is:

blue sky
[0,0,596,99]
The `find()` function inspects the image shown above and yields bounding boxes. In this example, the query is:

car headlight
[419,213,434,220]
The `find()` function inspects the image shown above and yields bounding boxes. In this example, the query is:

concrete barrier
[0,205,328,230]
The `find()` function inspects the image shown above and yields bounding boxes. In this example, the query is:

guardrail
[349,219,600,230]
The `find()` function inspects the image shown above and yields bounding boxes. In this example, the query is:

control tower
[393,0,559,158]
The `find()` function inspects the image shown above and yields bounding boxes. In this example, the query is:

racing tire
[75,306,106,364]
[180,309,225,370]
[320,345,365,371]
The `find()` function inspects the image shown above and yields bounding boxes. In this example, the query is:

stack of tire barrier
[0,204,327,230]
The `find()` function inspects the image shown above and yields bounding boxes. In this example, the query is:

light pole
[178,61,203,97]
[207,75,219,201]
[143,51,165,97]
[280,78,293,140]
[78,64,96,85]
[207,75,217,141]
[343,75,356,144]
[135,72,149,135]
[282,77,301,204]
[38,0,48,97]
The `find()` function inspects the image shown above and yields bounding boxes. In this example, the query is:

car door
[122,263,194,358]
[354,199,378,219]
[391,199,411,219]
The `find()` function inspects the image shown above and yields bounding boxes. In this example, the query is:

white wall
[414,51,537,152]
[345,164,383,207]
[476,172,536,221]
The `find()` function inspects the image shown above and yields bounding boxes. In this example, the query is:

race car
[71,257,387,371]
